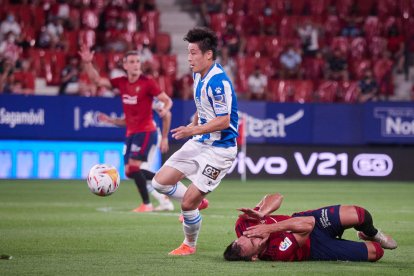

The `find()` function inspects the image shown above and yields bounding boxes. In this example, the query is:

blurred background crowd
[1,0,414,103]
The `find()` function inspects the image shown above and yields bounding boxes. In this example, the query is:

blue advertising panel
[1,95,413,145]
[364,102,414,144]
[0,140,162,179]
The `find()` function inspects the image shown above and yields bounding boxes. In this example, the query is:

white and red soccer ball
[87,164,120,196]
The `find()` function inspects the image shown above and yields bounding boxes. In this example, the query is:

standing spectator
[0,13,21,41]
[13,59,35,94]
[386,25,405,74]
[59,56,80,95]
[247,66,268,101]
[326,48,349,81]
[216,46,236,84]
[0,57,14,93]
[0,32,22,64]
[279,44,302,79]
[222,23,244,57]
[297,20,320,57]
[38,17,65,49]
[199,0,224,26]
[358,69,379,102]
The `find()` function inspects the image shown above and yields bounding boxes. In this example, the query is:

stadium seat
[209,13,227,36]
[368,36,388,59]
[93,52,108,75]
[63,30,79,56]
[156,74,174,97]
[324,15,342,42]
[279,16,301,38]
[244,36,265,57]
[339,81,359,103]
[225,0,246,15]
[349,37,367,60]
[309,0,329,16]
[293,80,314,103]
[399,0,412,19]
[350,59,372,79]
[141,11,160,41]
[122,11,138,33]
[159,55,177,78]
[269,80,291,102]
[383,16,403,35]
[330,36,349,55]
[155,33,171,54]
[290,0,306,15]
[356,0,375,16]
[245,0,266,15]
[81,9,99,29]
[335,0,354,18]
[363,16,382,39]
[303,57,325,80]
[377,0,399,18]
[79,29,96,48]
[132,32,152,48]
[315,80,338,102]
[263,36,284,59]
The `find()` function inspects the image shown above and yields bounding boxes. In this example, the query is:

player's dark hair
[183,27,218,60]
[124,51,140,60]
[223,241,252,262]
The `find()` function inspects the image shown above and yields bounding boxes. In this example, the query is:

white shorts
[164,139,237,193]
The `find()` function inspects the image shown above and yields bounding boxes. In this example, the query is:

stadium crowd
[0,0,414,103]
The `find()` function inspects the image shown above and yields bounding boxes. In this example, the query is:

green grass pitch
[0,179,413,275]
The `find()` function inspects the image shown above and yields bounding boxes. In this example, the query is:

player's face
[123,55,141,76]
[235,236,261,259]
[187,42,213,77]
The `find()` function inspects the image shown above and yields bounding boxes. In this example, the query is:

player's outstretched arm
[244,216,315,247]
[159,110,171,153]
[78,44,112,89]
[238,193,284,220]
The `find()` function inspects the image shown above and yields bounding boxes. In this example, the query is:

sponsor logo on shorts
[320,208,331,228]
[202,165,221,180]
[279,237,292,251]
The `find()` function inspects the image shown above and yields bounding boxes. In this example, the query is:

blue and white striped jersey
[192,63,238,148]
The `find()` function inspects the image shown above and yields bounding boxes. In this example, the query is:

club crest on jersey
[122,94,137,105]
[202,164,221,180]
[215,87,223,95]
[279,237,293,251]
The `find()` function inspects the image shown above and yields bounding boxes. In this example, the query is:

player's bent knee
[125,165,140,179]
[152,178,170,194]
[368,241,384,262]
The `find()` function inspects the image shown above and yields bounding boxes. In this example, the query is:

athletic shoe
[132,203,153,213]
[357,230,398,249]
[168,243,196,256]
[179,198,209,223]
[154,197,174,211]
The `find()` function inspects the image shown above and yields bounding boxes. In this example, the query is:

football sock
[152,179,187,202]
[354,206,378,237]
[127,167,150,204]
[141,169,155,180]
[146,181,167,202]
[182,209,202,248]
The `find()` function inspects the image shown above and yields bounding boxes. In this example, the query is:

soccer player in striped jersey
[152,27,239,255]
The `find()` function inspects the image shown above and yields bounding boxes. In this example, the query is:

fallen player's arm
[244,216,315,247]
[238,193,284,220]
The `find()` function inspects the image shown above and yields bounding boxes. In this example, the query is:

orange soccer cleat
[179,198,209,223]
[132,203,153,213]
[168,243,196,256]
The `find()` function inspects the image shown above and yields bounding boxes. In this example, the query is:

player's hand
[237,208,265,221]
[243,224,272,240]
[160,137,169,153]
[156,107,168,118]
[78,44,94,63]
[97,112,112,124]
[171,126,193,140]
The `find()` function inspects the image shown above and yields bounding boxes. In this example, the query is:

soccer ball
[87,164,120,196]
